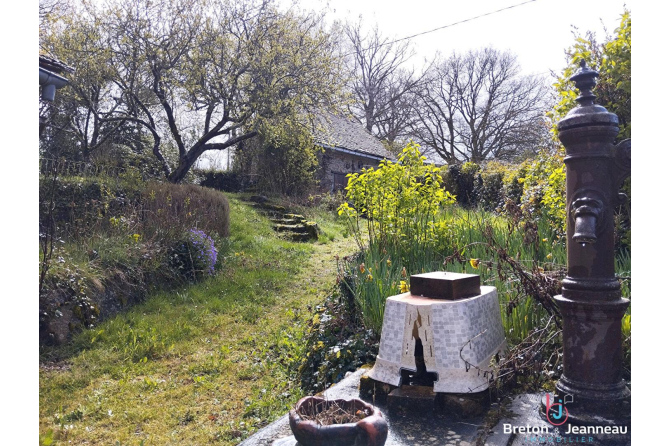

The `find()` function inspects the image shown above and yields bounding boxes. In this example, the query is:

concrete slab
[240,368,485,446]
[239,370,630,446]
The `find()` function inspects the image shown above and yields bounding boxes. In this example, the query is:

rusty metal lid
[409,271,481,300]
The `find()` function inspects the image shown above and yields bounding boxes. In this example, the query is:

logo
[545,393,571,426]
[503,393,628,442]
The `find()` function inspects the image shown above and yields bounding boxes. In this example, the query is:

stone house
[201,112,395,192]
[313,112,396,192]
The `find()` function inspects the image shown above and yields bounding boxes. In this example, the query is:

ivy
[517,151,566,238]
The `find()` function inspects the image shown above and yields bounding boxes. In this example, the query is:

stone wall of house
[318,150,380,191]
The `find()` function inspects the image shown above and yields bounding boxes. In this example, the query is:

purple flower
[187,228,218,275]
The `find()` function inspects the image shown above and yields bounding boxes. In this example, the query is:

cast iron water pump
[552,60,631,424]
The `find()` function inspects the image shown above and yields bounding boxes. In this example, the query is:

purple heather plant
[187,228,218,276]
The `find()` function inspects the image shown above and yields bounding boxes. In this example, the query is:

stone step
[302,221,319,239]
[283,213,306,221]
[289,233,313,242]
[271,217,305,225]
[273,223,309,234]
[247,203,318,242]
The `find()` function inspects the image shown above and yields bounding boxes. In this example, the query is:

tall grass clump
[440,207,564,342]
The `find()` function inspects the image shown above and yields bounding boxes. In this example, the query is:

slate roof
[39,54,74,74]
[313,112,395,161]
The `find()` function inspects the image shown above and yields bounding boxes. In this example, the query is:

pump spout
[570,195,603,244]
[573,213,598,244]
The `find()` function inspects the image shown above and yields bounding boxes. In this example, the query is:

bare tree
[412,56,459,163]
[372,68,423,151]
[344,21,426,147]
[413,48,549,164]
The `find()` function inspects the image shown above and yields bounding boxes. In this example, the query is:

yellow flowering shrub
[338,142,455,248]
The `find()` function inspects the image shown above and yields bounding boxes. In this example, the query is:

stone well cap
[410,271,481,300]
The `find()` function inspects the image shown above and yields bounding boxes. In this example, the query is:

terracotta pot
[288,396,388,446]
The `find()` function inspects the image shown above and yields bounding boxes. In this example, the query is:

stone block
[436,392,488,418]
[304,222,319,239]
[387,385,436,415]
[359,372,397,403]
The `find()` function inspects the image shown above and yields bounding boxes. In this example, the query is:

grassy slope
[39,195,358,445]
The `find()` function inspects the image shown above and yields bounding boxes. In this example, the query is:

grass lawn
[39,195,358,445]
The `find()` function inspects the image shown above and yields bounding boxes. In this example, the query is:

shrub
[140,182,230,240]
[517,151,566,238]
[502,161,528,204]
[198,170,247,192]
[39,175,143,242]
[169,229,219,281]
[440,162,482,207]
[234,115,320,197]
[477,161,509,211]
[307,191,347,212]
[337,142,458,334]
[441,161,531,212]
[339,142,455,249]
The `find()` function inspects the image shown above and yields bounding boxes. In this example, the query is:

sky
[282,0,633,77]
